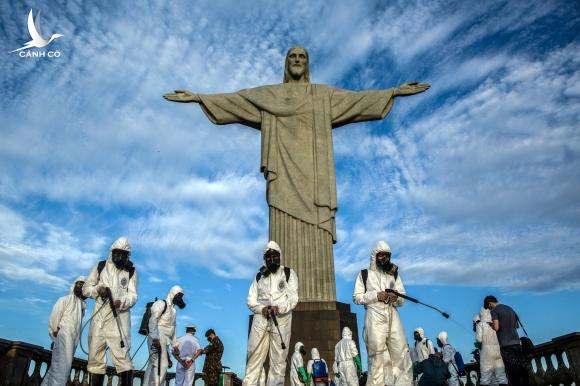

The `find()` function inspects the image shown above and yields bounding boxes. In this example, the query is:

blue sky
[1,0,579,377]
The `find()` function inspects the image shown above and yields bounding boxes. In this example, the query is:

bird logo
[10,9,64,53]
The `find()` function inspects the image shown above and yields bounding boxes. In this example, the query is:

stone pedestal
[249,301,360,385]
[286,301,359,383]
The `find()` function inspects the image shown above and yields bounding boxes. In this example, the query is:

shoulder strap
[97,260,135,280]
[97,260,106,280]
[161,300,168,316]
[256,267,291,283]
[361,269,368,292]
[515,313,529,336]
[424,338,430,347]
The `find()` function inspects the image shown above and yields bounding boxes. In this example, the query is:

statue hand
[394,82,430,97]
[163,90,201,103]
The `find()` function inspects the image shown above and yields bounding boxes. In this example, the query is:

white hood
[107,236,131,261]
[437,331,448,345]
[342,326,352,339]
[479,307,492,323]
[70,276,87,293]
[166,285,184,305]
[414,327,425,339]
[263,240,282,258]
[311,347,320,360]
[294,341,304,353]
[369,240,391,271]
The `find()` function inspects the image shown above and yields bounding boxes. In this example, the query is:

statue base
[286,301,359,384]
[248,302,360,385]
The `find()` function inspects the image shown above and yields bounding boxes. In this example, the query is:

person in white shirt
[173,325,202,386]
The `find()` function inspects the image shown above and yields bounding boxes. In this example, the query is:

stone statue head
[283,46,310,83]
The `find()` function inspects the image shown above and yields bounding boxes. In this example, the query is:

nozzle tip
[442,312,450,319]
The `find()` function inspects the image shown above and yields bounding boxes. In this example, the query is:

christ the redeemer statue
[164,46,429,303]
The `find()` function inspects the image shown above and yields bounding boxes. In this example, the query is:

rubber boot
[89,372,105,386]
[118,370,133,386]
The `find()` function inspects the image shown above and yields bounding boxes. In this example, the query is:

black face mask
[111,249,131,270]
[375,251,393,272]
[436,338,443,348]
[74,282,87,300]
[300,347,306,355]
[207,337,213,342]
[266,259,280,273]
[173,293,186,309]
[264,250,281,273]
[414,332,421,342]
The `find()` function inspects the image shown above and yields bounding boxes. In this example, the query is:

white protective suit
[83,237,138,374]
[437,331,459,386]
[290,342,306,386]
[413,328,434,363]
[144,285,183,386]
[173,330,201,386]
[353,241,413,386]
[41,276,87,386]
[334,327,359,386]
[475,308,508,385]
[306,348,328,386]
[243,241,299,386]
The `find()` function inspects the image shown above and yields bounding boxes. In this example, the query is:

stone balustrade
[0,338,241,386]
[2,333,578,386]
[459,332,580,386]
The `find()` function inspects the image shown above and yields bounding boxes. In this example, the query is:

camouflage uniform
[203,336,224,386]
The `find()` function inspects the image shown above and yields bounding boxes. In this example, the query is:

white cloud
[333,43,580,291]
[0,0,578,294]
[0,205,104,289]
[22,297,51,304]
[202,301,224,311]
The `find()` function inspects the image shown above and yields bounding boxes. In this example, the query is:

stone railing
[0,338,242,386]
[460,332,580,386]
[528,332,580,386]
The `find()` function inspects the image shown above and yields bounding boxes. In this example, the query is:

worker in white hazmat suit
[243,241,299,386]
[143,285,187,385]
[436,332,459,386]
[173,325,202,386]
[475,308,508,386]
[290,342,308,386]
[83,237,138,386]
[353,240,413,386]
[413,328,434,364]
[306,347,329,386]
[334,327,361,386]
[41,276,87,386]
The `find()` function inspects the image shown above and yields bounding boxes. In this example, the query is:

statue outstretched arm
[330,82,430,127]
[393,82,430,97]
[163,90,201,103]
[163,89,261,127]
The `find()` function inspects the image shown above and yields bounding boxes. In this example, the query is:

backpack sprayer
[384,288,450,319]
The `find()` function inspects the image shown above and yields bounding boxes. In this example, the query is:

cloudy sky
[1,0,579,377]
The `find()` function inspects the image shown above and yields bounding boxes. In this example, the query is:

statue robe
[198,83,395,302]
